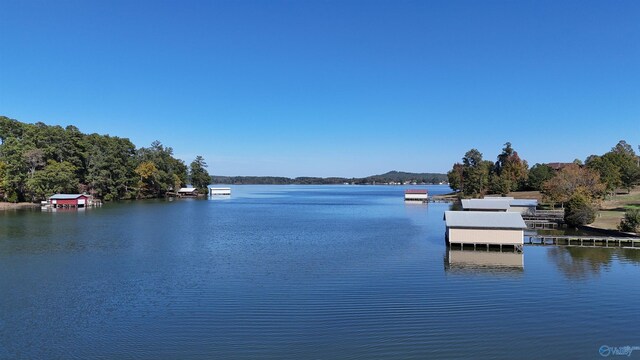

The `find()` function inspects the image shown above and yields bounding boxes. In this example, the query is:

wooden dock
[525,220,559,229]
[525,235,640,249]
[522,210,565,229]
[427,197,455,203]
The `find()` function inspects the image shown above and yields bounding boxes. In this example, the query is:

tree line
[447,142,529,196]
[447,141,640,229]
[0,116,210,202]
[211,171,447,185]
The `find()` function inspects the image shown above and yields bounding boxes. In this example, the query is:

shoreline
[0,202,40,211]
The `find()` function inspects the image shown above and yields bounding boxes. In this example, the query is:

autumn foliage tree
[541,164,606,226]
[135,161,159,198]
[542,164,605,207]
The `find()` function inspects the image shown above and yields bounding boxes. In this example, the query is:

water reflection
[208,195,231,201]
[444,248,524,276]
[547,247,640,279]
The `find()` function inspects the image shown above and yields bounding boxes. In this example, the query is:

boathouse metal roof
[405,189,428,194]
[510,199,538,207]
[461,199,511,211]
[49,194,88,200]
[478,197,539,208]
[178,187,197,193]
[444,211,526,229]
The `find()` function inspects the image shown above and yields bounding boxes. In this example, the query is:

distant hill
[365,171,448,184]
[211,171,447,185]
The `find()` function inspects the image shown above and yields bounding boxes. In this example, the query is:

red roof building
[405,189,428,201]
[49,194,90,208]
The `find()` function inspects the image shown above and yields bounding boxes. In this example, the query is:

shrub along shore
[0,202,39,210]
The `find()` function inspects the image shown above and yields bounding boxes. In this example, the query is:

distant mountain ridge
[211,171,447,185]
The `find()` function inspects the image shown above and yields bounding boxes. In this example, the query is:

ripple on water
[1,186,639,359]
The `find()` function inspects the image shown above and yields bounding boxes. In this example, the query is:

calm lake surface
[1,185,639,359]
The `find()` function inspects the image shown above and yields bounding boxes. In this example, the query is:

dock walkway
[525,235,640,249]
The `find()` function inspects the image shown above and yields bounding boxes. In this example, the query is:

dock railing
[525,235,640,249]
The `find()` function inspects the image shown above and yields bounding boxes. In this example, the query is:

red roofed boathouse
[49,194,90,208]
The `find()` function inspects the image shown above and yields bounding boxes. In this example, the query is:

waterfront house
[443,211,526,249]
[404,189,428,202]
[49,194,90,208]
[177,187,198,197]
[210,187,231,196]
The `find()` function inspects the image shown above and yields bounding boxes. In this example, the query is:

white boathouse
[404,189,428,202]
[443,211,526,250]
[210,187,231,196]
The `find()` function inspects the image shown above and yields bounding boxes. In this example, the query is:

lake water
[1,185,639,359]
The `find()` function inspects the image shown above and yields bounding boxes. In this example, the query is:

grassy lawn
[591,187,640,230]
[591,209,625,230]
[505,190,542,200]
[602,188,640,210]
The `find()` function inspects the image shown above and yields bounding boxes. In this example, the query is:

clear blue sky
[1,0,638,177]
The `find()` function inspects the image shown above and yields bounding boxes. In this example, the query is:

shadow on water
[444,248,524,276]
[547,246,640,279]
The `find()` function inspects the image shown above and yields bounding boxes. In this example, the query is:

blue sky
[1,0,638,177]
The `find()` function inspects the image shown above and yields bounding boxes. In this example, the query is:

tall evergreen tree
[190,156,210,193]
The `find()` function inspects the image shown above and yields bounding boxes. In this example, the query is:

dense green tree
[490,142,528,194]
[564,189,598,227]
[447,163,464,192]
[26,160,78,200]
[586,140,640,195]
[0,137,28,202]
[619,208,640,233]
[460,149,489,197]
[0,160,6,198]
[136,141,188,196]
[527,163,554,191]
[0,116,191,202]
[85,134,137,200]
[462,159,492,197]
[448,144,530,197]
[23,148,45,178]
[462,148,483,167]
[586,155,621,196]
[190,155,210,192]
